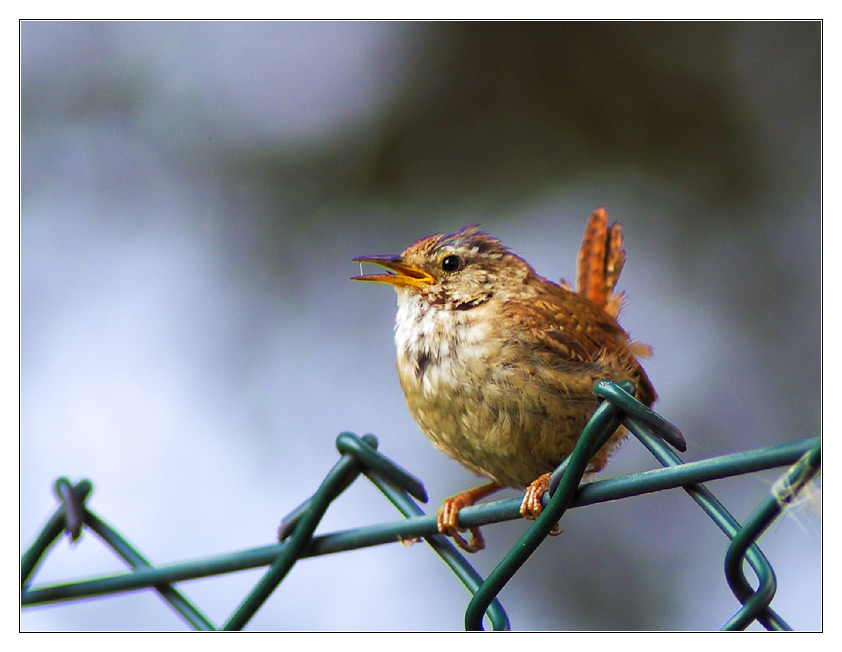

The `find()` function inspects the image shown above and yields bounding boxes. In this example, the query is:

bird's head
[353,226,533,310]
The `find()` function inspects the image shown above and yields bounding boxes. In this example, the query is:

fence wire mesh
[20,380,821,631]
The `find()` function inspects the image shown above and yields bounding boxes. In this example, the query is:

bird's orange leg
[437,481,503,552]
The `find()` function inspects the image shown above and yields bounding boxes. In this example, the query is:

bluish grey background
[21,21,820,631]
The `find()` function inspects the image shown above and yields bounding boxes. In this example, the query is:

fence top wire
[20,380,820,631]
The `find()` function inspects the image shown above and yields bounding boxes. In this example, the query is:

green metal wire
[625,416,791,631]
[21,437,816,609]
[364,468,509,631]
[84,509,215,630]
[225,434,391,630]
[20,381,820,630]
[722,443,822,630]
[54,477,86,541]
[277,433,428,540]
[21,478,92,587]
[21,478,216,630]
[464,383,630,630]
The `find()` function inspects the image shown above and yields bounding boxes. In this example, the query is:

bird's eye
[441,255,462,272]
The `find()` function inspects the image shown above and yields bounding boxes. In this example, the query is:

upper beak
[352,255,434,288]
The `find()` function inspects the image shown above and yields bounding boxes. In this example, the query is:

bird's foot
[521,449,607,522]
[520,473,563,535]
[437,482,502,553]
[520,472,551,520]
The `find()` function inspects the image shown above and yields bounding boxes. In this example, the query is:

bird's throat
[394,294,496,391]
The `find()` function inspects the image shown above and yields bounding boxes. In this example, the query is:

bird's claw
[444,526,486,553]
[520,472,563,535]
[438,494,486,552]
[437,486,499,553]
[520,472,551,520]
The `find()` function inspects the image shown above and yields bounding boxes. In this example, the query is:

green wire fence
[20,380,821,631]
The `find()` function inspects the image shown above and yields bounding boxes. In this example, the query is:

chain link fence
[20,380,821,631]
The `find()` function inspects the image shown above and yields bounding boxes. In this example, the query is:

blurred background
[20,21,820,631]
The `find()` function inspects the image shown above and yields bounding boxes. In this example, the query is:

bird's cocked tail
[576,207,626,318]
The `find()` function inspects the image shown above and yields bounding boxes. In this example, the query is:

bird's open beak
[352,255,434,288]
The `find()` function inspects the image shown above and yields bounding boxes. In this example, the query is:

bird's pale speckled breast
[392,292,603,487]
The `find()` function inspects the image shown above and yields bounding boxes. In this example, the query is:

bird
[353,208,682,552]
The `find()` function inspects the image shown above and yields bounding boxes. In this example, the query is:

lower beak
[352,255,435,288]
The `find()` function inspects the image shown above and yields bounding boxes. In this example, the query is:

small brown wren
[354,208,670,552]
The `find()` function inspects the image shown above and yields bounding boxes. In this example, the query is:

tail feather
[576,208,657,407]
[576,207,626,318]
